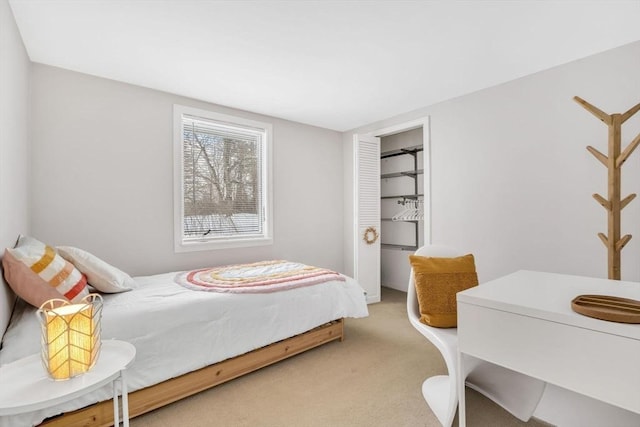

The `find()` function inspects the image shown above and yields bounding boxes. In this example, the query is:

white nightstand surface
[0,340,136,416]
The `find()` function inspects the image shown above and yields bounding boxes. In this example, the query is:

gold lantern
[37,294,103,380]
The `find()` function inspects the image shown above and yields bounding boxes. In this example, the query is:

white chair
[407,245,546,426]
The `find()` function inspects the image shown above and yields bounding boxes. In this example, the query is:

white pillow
[56,246,136,293]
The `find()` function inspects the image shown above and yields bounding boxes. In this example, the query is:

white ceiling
[8,0,640,131]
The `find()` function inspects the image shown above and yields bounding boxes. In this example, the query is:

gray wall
[0,0,30,334]
[30,65,345,276]
[345,40,640,284]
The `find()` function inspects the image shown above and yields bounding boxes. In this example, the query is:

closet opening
[379,127,426,292]
[353,117,429,302]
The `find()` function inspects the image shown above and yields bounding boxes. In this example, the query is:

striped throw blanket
[175,260,345,293]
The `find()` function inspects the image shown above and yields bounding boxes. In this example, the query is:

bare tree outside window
[182,116,264,239]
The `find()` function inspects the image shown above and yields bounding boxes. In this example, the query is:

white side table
[0,340,136,426]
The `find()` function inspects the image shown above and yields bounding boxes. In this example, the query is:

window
[173,105,272,252]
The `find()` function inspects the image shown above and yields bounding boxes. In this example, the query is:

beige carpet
[130,287,550,427]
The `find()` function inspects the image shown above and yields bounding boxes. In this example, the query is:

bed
[0,262,368,427]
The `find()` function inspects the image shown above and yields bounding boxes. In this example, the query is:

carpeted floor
[130,287,551,427]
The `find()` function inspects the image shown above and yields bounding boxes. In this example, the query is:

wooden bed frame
[40,319,344,427]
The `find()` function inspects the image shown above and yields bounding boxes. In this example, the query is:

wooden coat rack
[574,96,640,280]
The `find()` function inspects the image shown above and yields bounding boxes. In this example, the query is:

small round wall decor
[363,226,379,245]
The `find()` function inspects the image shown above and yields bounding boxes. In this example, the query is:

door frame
[365,116,431,246]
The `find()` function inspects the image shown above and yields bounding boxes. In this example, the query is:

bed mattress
[0,271,368,426]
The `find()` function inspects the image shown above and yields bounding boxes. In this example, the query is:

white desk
[0,340,136,426]
[456,270,640,426]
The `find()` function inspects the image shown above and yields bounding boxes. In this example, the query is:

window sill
[174,236,273,253]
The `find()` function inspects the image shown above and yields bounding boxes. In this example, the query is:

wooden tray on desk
[571,294,640,323]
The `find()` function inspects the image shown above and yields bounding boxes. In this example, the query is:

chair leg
[422,374,457,427]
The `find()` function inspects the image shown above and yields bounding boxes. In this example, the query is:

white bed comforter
[0,271,368,427]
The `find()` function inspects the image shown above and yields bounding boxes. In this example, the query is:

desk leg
[121,369,130,427]
[458,352,466,427]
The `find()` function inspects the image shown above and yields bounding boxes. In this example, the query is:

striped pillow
[8,235,89,303]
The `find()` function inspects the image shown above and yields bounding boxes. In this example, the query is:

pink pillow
[2,250,68,307]
[6,235,89,304]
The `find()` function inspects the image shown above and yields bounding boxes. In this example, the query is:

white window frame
[173,104,273,252]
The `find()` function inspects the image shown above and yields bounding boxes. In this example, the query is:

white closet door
[354,134,380,303]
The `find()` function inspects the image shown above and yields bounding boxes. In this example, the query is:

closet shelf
[381,243,418,251]
[381,194,424,200]
[381,218,419,223]
[381,141,422,254]
[380,169,424,179]
[380,145,423,159]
